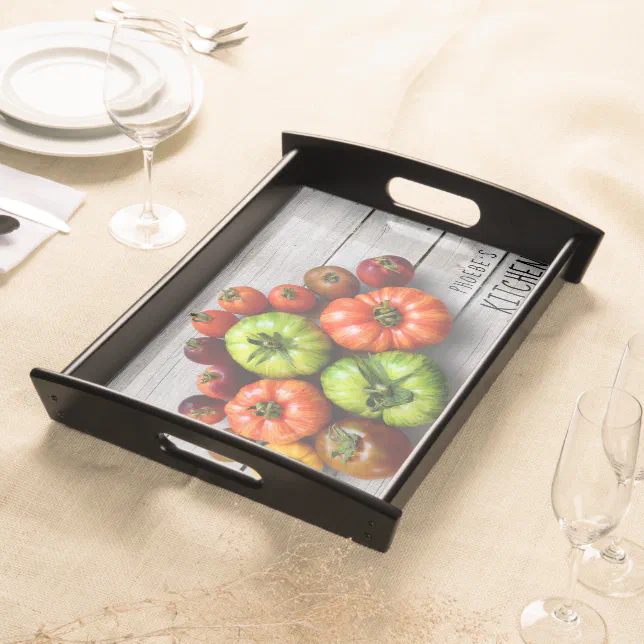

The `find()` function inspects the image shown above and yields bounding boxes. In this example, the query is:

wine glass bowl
[104,12,194,249]
[579,332,644,597]
[519,387,641,644]
[616,332,644,484]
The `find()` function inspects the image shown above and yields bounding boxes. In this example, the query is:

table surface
[2,1,644,642]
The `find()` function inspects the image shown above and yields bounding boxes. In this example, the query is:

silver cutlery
[0,214,20,235]
[186,35,248,55]
[111,1,247,40]
[0,198,70,233]
[94,11,248,55]
[181,18,247,41]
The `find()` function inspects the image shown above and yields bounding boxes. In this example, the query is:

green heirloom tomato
[225,312,333,378]
[320,351,448,427]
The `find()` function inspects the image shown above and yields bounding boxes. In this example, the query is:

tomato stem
[189,407,220,419]
[374,256,401,273]
[199,371,220,383]
[219,288,242,302]
[322,272,340,284]
[250,401,282,419]
[190,312,212,322]
[328,424,361,463]
[185,338,206,349]
[246,332,295,368]
[280,287,298,300]
[354,354,415,411]
[372,300,403,327]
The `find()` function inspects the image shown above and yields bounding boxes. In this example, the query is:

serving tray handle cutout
[387,176,481,228]
[30,369,401,552]
[282,132,603,283]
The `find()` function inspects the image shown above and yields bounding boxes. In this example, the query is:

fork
[94,11,248,55]
[111,1,247,40]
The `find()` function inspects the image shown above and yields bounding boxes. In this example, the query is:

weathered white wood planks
[108,187,548,498]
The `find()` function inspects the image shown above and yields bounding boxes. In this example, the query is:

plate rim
[0,21,205,157]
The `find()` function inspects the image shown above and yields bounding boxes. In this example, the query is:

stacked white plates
[0,21,204,157]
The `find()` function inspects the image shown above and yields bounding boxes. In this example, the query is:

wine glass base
[578,538,644,597]
[109,204,186,250]
[519,598,607,644]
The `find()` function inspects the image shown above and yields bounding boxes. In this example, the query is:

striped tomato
[320,286,452,352]
[224,379,331,444]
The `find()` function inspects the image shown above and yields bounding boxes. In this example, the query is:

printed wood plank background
[108,187,548,497]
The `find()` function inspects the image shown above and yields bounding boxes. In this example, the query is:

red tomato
[315,418,412,479]
[320,286,452,351]
[304,266,360,300]
[268,284,317,313]
[357,255,415,287]
[218,287,268,315]
[183,337,229,364]
[178,395,226,425]
[196,362,241,399]
[189,310,238,337]
[225,379,331,444]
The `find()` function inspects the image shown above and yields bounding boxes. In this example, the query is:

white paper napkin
[0,164,86,273]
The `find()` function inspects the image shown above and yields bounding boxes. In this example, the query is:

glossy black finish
[282,132,603,283]
[31,134,602,551]
[30,369,401,552]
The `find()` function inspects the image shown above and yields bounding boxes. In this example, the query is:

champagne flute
[104,12,193,249]
[519,387,641,644]
[579,332,644,596]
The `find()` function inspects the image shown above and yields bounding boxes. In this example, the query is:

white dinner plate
[0,22,204,157]
[0,34,163,130]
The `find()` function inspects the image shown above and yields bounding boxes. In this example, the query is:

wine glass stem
[601,480,632,563]
[555,547,582,623]
[601,534,627,563]
[140,146,157,223]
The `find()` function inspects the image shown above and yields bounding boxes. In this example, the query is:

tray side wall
[30,370,401,552]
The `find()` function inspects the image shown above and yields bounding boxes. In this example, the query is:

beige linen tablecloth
[2,0,644,641]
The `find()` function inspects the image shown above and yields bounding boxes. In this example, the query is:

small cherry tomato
[189,310,238,337]
[183,337,229,364]
[268,284,317,313]
[304,266,360,300]
[356,255,415,287]
[218,286,268,315]
[178,395,226,425]
[196,361,241,399]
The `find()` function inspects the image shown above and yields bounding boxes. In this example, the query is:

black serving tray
[31,133,603,552]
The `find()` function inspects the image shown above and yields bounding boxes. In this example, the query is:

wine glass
[104,12,193,249]
[519,387,641,644]
[579,332,644,596]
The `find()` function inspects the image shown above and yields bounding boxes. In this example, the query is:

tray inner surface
[108,187,549,498]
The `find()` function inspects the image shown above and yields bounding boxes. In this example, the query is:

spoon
[111,1,247,40]
[94,11,248,55]
[0,214,20,235]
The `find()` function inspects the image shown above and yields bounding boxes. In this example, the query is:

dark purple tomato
[184,337,229,364]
